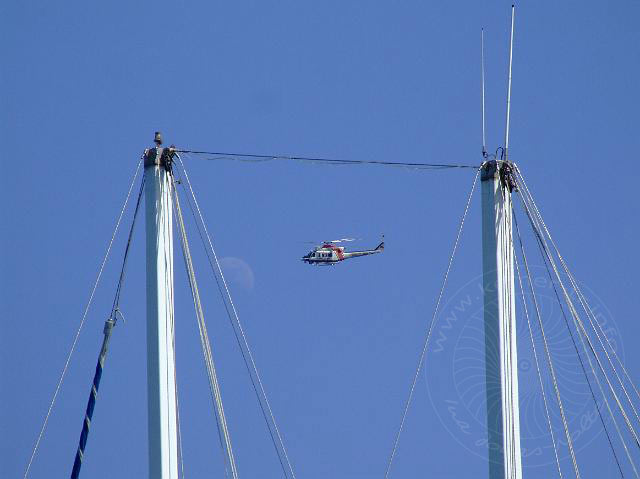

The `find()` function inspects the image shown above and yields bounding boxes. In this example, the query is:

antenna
[481,28,487,158]
[504,5,515,161]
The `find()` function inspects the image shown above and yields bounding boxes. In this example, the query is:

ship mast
[144,133,180,479]
[481,6,523,478]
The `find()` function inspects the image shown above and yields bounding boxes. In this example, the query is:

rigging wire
[514,166,640,479]
[496,174,519,478]
[172,183,239,479]
[167,215,186,479]
[70,174,146,479]
[109,176,145,319]
[568,268,640,409]
[175,154,297,479]
[563,273,640,478]
[514,167,640,451]
[570,273,640,407]
[521,202,629,478]
[23,158,143,479]
[177,149,479,170]
[384,167,480,478]
[174,337,186,479]
[541,227,640,430]
[163,178,179,477]
[513,181,632,476]
[514,196,631,477]
[566,266,640,459]
[172,176,233,479]
[512,223,563,478]
[171,170,233,478]
[511,202,581,478]
[173,164,261,477]
[538,242,639,477]
[515,165,640,424]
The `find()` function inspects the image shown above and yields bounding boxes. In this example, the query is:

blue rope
[69,177,145,479]
[70,320,114,479]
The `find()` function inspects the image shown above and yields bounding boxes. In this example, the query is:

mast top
[145,132,175,171]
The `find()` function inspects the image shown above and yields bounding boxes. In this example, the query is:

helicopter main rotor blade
[329,237,358,243]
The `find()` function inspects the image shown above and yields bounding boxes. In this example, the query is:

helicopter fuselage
[301,241,384,265]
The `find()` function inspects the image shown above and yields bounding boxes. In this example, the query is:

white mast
[481,161,522,479]
[144,132,179,479]
[481,6,522,478]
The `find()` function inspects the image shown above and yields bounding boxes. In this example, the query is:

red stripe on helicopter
[332,246,345,260]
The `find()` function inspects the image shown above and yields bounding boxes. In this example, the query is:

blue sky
[2,1,639,478]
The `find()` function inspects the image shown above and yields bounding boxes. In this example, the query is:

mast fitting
[144,134,175,173]
[481,160,517,192]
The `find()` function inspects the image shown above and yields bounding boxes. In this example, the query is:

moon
[219,257,255,291]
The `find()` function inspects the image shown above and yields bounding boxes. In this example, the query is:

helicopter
[301,236,384,265]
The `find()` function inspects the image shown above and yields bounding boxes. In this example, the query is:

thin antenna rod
[481,29,487,158]
[504,5,515,161]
